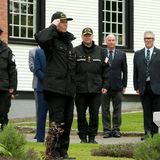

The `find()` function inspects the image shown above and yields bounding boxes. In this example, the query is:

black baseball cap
[51,11,73,23]
[82,27,93,35]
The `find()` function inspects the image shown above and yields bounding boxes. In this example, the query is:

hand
[136,90,140,95]
[101,88,108,94]
[51,19,60,26]
[9,88,14,94]
[122,88,126,94]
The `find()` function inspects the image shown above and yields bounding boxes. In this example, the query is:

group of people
[1,10,160,160]
[32,11,160,159]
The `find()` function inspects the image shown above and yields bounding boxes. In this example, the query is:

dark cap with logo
[82,27,93,35]
[51,11,73,23]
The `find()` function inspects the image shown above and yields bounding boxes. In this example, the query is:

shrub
[0,143,12,157]
[134,134,160,160]
[91,143,136,158]
[0,124,26,159]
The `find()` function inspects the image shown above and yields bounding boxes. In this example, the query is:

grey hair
[106,34,117,41]
[144,31,155,39]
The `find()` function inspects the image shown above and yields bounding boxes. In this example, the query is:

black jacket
[0,41,17,91]
[134,47,160,95]
[35,25,76,97]
[107,49,127,91]
[74,42,110,93]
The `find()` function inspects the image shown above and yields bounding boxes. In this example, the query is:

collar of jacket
[82,41,95,49]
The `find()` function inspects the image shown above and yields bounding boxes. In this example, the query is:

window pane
[14,15,19,25]
[112,1,117,11]
[21,3,27,14]
[118,13,122,22]
[118,35,123,44]
[112,23,116,33]
[118,24,122,33]
[14,2,19,13]
[28,16,33,26]
[112,13,116,22]
[28,4,33,14]
[118,2,122,12]
[28,27,33,38]
[21,15,26,25]
[106,1,110,10]
[106,23,110,32]
[21,27,26,37]
[14,26,19,37]
[106,12,110,21]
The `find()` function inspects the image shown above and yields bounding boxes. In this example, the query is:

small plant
[0,123,26,159]
[134,134,160,160]
[91,143,136,158]
[0,143,12,157]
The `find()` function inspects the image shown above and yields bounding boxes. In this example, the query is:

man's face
[57,19,68,32]
[82,34,93,45]
[144,33,155,49]
[106,35,116,49]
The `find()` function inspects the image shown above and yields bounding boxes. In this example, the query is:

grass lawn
[26,142,134,160]
[17,111,143,160]
[11,111,144,133]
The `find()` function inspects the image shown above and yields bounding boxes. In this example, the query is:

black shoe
[63,157,76,160]
[80,139,87,143]
[103,132,112,138]
[140,137,145,141]
[141,134,150,141]
[88,139,98,144]
[63,154,76,160]
[113,131,121,138]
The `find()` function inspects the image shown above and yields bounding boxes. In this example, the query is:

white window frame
[9,0,36,40]
[102,0,125,46]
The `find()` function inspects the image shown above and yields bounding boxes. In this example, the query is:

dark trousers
[102,90,122,132]
[140,82,160,135]
[75,93,101,139]
[0,91,11,129]
[36,91,48,142]
[44,91,74,152]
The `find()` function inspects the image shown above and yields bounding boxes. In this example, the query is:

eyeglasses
[144,37,154,40]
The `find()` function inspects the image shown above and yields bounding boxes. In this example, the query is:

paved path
[9,99,142,145]
[26,134,141,144]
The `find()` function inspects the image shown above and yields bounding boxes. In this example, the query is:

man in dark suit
[133,31,160,140]
[102,34,128,138]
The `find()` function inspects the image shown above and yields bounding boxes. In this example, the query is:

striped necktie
[146,49,150,80]
[109,50,113,64]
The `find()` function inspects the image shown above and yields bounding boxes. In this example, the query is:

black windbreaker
[74,42,110,93]
[0,41,17,91]
[35,25,76,97]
